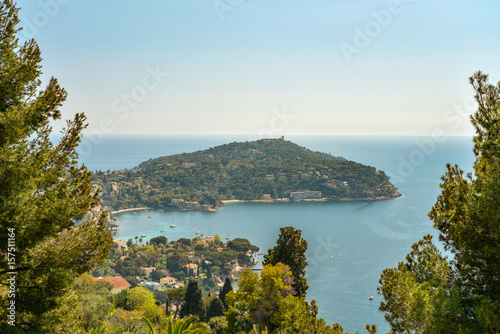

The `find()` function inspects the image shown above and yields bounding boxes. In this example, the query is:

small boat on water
[195,225,200,234]
[369,296,374,300]
[170,224,176,228]
[160,229,165,232]
[158,210,164,212]
[140,234,147,238]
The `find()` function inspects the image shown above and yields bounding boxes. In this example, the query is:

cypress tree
[206,297,225,320]
[219,277,233,310]
[179,280,204,318]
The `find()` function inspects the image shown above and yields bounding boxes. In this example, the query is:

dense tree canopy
[92,137,400,211]
[0,1,113,332]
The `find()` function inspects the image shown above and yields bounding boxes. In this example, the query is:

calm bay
[78,134,474,333]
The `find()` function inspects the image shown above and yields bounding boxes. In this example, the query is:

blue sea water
[76,134,475,333]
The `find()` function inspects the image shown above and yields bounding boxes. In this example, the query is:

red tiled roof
[161,276,175,282]
[200,237,215,243]
[94,276,131,289]
[183,263,198,268]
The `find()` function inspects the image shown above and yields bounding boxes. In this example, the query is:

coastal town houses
[93,276,131,294]
[183,263,198,277]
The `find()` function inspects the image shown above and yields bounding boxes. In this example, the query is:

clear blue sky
[17,0,500,136]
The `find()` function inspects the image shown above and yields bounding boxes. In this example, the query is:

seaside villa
[183,263,198,277]
[290,190,322,200]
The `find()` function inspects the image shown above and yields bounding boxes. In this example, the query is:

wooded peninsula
[92,137,401,211]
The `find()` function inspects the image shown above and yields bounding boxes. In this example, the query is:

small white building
[290,190,321,200]
[160,276,177,287]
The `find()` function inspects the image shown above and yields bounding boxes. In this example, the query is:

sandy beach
[111,207,152,214]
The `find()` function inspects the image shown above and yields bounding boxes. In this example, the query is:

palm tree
[139,238,143,246]
[142,315,211,334]
[135,236,139,244]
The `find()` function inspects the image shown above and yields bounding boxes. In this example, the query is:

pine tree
[379,71,500,333]
[180,280,205,319]
[219,277,233,310]
[0,1,113,331]
[429,71,500,301]
[263,226,309,297]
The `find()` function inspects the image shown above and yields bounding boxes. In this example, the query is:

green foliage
[104,308,146,333]
[78,286,114,331]
[115,288,130,309]
[127,238,134,248]
[72,274,114,332]
[180,280,205,319]
[150,235,168,246]
[208,316,227,334]
[225,264,293,332]
[226,264,343,333]
[213,234,222,246]
[429,71,500,301]
[263,226,309,297]
[155,314,211,334]
[151,268,164,282]
[92,138,400,211]
[226,238,259,253]
[167,286,186,319]
[379,72,500,333]
[364,324,377,334]
[206,296,225,320]
[219,277,233,310]
[126,287,165,325]
[0,1,113,331]
[379,235,470,333]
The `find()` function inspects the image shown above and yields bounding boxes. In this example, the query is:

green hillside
[92,138,400,211]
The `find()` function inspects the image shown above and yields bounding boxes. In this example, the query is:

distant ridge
[93,138,400,211]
